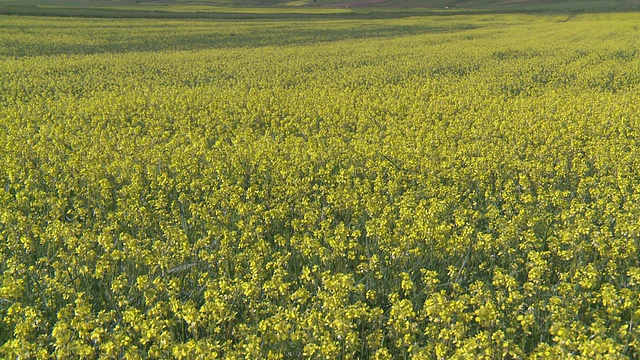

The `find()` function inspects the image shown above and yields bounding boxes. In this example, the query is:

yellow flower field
[1,12,640,358]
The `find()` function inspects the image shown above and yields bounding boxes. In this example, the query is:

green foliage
[2,12,640,358]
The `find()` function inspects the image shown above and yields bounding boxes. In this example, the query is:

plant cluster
[1,13,640,359]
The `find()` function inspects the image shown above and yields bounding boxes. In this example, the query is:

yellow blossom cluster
[1,12,640,358]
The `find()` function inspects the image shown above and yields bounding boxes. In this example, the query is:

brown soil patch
[321,0,388,7]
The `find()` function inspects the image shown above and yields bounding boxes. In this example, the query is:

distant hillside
[1,0,639,16]
[123,0,640,9]
[122,0,640,10]
[265,0,639,9]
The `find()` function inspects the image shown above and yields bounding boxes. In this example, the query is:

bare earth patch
[321,0,388,7]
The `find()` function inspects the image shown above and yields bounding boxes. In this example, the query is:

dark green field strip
[0,15,480,57]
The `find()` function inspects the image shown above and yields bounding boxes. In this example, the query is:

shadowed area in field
[0,16,479,58]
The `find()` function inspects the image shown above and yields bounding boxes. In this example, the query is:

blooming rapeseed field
[1,12,640,358]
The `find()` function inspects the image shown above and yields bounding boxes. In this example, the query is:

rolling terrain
[0,0,639,17]
[2,0,640,358]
